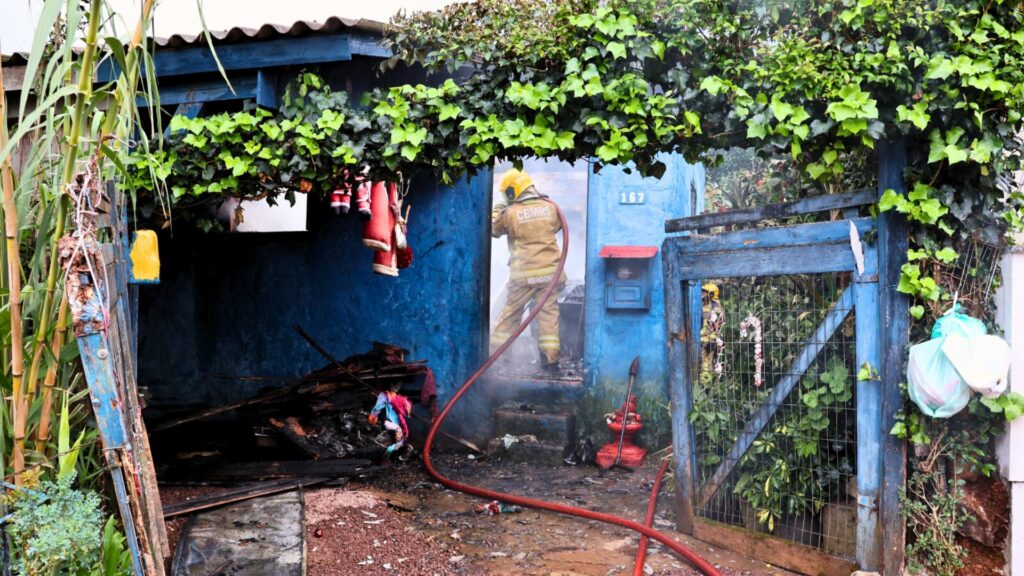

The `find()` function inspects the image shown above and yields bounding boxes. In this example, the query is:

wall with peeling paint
[579,156,704,445]
[138,173,491,418]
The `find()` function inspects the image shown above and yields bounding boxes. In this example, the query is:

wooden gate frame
[661,184,902,575]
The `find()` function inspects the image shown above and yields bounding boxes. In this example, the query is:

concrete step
[492,407,575,446]
[495,440,568,467]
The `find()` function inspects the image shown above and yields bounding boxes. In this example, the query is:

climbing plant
[129,1,1024,567]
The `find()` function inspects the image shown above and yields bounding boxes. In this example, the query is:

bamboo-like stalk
[34,295,70,454]
[23,0,104,414]
[0,57,28,482]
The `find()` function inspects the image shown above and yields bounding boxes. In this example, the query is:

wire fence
[691,273,858,557]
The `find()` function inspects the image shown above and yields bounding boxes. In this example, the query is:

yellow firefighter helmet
[498,169,535,201]
[702,282,720,301]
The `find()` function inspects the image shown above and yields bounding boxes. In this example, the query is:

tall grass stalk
[0,56,26,481]
[1,0,161,487]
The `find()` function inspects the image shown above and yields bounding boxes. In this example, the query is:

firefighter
[490,169,566,370]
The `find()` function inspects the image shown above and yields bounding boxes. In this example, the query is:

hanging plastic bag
[942,333,1011,398]
[931,305,987,340]
[907,337,972,418]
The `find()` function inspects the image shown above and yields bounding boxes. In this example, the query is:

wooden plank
[665,188,875,233]
[0,66,25,92]
[691,517,857,576]
[256,70,279,109]
[162,478,329,518]
[348,31,392,58]
[108,183,169,565]
[188,459,376,481]
[854,257,882,569]
[78,333,128,449]
[696,288,856,508]
[663,240,696,533]
[151,35,352,77]
[671,241,859,281]
[672,217,874,255]
[139,75,258,108]
[877,138,909,575]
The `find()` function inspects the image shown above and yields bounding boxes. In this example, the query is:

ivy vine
[126,1,1024,567]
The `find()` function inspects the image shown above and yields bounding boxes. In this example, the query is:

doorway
[489,159,588,381]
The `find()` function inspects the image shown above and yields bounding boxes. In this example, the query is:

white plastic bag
[941,333,1011,398]
[907,337,972,418]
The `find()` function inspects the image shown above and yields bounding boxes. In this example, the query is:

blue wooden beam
[256,69,279,109]
[695,287,857,508]
[151,35,352,77]
[139,75,258,108]
[663,240,698,533]
[670,240,863,280]
[78,333,128,449]
[855,245,883,570]
[349,31,393,59]
[877,137,909,574]
[674,218,875,255]
[665,188,875,233]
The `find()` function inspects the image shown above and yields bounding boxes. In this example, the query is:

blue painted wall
[138,174,491,423]
[581,155,704,442]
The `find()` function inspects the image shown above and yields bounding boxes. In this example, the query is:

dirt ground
[162,454,800,575]
[307,454,796,576]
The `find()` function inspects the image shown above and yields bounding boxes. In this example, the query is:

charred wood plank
[190,459,376,482]
[268,417,326,459]
[162,478,330,518]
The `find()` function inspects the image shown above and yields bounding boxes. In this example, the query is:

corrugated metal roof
[153,16,386,50]
[2,16,387,65]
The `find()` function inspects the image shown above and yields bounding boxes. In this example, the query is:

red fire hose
[422,198,720,576]
[634,453,672,576]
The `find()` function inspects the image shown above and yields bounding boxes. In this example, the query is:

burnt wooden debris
[153,339,434,489]
[162,478,331,518]
[179,459,376,482]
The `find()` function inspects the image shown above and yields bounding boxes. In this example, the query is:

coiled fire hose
[422,198,720,576]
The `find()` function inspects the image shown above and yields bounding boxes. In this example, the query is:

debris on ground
[172,491,304,576]
[474,500,524,515]
[151,341,432,483]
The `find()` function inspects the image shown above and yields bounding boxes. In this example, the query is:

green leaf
[606,41,627,59]
[651,40,666,59]
[878,189,903,212]
[934,247,958,263]
[980,396,1003,413]
[770,97,794,122]
[926,56,956,80]
[910,305,925,319]
[746,118,768,139]
[1005,403,1023,421]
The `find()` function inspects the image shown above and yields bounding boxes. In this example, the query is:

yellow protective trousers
[490,280,562,364]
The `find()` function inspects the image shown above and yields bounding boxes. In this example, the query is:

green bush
[6,474,102,576]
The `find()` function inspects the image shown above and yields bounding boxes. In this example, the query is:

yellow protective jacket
[492,190,562,285]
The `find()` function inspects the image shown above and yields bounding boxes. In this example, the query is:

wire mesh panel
[691,273,857,556]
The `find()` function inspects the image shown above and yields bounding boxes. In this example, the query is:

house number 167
[619,191,646,205]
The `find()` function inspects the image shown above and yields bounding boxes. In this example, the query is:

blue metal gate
[662,190,885,575]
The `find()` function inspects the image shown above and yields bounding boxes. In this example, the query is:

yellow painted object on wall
[129,230,160,284]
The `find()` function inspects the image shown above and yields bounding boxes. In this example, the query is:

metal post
[109,462,145,576]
